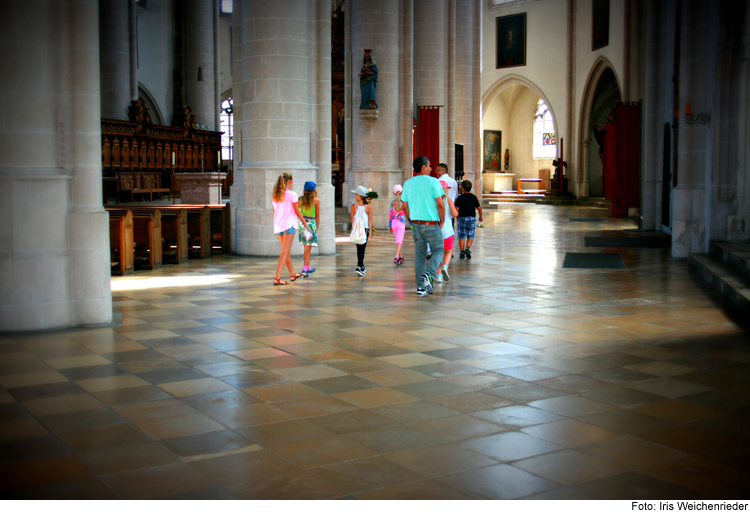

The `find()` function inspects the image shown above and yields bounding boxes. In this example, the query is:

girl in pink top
[389,184,406,265]
[272,173,309,285]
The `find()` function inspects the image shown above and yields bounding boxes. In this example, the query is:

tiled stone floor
[1,204,749,500]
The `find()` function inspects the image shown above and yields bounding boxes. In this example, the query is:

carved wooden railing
[101,120,221,173]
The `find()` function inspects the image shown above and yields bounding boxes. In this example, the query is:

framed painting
[496,13,526,69]
[592,0,609,51]
[483,130,502,172]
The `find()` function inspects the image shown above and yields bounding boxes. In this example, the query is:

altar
[175,172,226,205]
[483,172,515,192]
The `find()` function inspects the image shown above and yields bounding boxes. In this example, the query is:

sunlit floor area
[1,204,749,499]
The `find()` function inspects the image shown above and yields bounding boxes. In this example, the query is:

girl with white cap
[389,184,406,265]
[351,185,373,276]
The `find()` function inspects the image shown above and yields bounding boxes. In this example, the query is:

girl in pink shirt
[272,173,309,285]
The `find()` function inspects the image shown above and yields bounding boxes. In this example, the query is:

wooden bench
[107,206,187,265]
[108,210,134,275]
[517,178,546,195]
[127,203,230,255]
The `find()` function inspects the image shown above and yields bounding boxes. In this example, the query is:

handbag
[349,215,367,244]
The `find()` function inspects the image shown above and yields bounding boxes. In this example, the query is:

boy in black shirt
[454,180,483,259]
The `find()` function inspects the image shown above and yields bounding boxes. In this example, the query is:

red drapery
[417,106,440,176]
[602,102,640,217]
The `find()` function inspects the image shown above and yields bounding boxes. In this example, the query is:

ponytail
[272,172,293,202]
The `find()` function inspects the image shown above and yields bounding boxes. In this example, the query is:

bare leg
[441,250,451,270]
[467,238,473,249]
[459,239,466,251]
[275,234,294,279]
[395,243,402,259]
[303,245,311,268]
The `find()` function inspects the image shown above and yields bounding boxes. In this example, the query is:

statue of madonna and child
[359,49,378,109]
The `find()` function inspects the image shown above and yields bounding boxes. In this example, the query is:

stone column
[232,0,334,256]
[349,0,412,229]
[186,0,217,130]
[414,0,448,164]
[673,0,711,257]
[99,0,132,120]
[68,0,114,327]
[454,0,481,193]
[0,0,111,330]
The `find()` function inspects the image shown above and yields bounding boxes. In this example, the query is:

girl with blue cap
[299,181,320,277]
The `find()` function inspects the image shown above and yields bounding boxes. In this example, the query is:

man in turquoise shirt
[402,156,445,295]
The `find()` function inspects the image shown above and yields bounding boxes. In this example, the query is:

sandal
[290,272,303,282]
[273,277,290,285]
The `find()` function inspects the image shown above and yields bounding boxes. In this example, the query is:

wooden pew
[186,206,212,259]
[107,206,186,265]
[126,203,230,256]
[108,209,134,275]
[160,208,189,264]
[130,209,162,269]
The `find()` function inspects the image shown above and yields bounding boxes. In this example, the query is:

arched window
[533,99,557,159]
[220,97,233,161]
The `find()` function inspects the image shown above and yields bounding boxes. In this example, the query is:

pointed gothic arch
[577,58,622,197]
[136,83,164,126]
[481,75,559,191]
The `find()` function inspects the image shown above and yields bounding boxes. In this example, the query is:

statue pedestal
[175,172,226,205]
[359,108,379,127]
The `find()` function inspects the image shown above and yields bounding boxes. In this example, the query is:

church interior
[1,0,749,501]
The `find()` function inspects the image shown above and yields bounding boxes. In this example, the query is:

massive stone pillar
[414,0,448,164]
[100,0,134,120]
[186,0,217,130]
[454,0,481,193]
[672,0,712,257]
[636,0,674,232]
[231,0,335,256]
[0,0,111,331]
[349,0,413,229]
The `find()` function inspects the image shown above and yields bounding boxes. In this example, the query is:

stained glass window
[533,99,557,159]
[220,98,233,161]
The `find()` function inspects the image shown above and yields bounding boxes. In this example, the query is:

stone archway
[578,59,622,198]
[481,75,559,194]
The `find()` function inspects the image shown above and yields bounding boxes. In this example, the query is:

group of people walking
[271,157,482,295]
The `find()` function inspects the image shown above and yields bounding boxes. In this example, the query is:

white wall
[482,0,567,133]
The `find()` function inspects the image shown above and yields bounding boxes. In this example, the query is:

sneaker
[465,248,472,260]
[301,268,309,277]
[307,268,315,275]
[421,273,434,295]
[426,252,432,260]
[416,287,428,295]
[436,274,443,283]
[394,258,399,265]
[356,267,364,276]
[459,251,465,259]
[442,266,450,281]
[398,257,404,265]
[361,267,366,276]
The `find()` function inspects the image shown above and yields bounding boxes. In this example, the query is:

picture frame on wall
[592,0,610,51]
[483,130,502,172]
[495,13,526,69]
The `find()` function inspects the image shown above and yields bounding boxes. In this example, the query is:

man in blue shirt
[401,156,445,295]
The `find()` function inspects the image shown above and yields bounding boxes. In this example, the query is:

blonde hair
[392,193,402,212]
[272,173,293,202]
[300,189,317,210]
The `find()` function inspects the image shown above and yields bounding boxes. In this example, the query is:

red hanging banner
[417,106,440,176]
